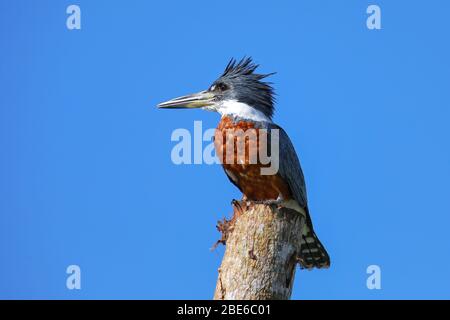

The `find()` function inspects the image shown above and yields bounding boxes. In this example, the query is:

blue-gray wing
[264,122,308,209]
[264,122,330,269]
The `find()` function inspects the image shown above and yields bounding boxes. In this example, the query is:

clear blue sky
[1,0,449,299]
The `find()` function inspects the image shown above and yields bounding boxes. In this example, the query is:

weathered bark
[214,201,305,300]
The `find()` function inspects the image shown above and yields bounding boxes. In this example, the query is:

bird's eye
[211,82,228,92]
[216,82,228,91]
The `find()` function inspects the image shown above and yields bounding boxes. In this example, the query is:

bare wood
[214,201,305,300]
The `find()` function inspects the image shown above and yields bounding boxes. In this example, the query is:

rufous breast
[214,116,292,201]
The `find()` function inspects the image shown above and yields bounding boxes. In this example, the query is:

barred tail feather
[298,227,330,270]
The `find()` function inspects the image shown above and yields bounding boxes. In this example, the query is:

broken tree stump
[214,201,305,300]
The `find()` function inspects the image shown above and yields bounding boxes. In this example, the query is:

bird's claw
[246,197,284,208]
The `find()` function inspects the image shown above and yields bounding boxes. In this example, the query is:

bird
[158,57,330,269]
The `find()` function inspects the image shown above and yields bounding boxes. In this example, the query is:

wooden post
[214,201,305,300]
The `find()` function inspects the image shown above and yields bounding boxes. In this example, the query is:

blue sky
[1,0,449,299]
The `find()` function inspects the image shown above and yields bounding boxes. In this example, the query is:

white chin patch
[216,100,271,122]
[202,105,217,112]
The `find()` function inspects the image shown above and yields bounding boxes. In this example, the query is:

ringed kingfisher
[158,57,330,269]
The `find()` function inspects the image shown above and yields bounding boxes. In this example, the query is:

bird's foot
[231,199,247,221]
[246,196,285,208]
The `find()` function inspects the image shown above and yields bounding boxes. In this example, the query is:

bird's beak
[157,90,215,109]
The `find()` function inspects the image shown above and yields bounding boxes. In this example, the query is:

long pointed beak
[157,90,215,109]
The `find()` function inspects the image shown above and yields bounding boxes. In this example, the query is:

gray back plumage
[262,121,308,209]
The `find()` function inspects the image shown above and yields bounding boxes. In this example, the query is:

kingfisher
[158,57,330,269]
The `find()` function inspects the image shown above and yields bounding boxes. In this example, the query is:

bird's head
[158,57,275,121]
